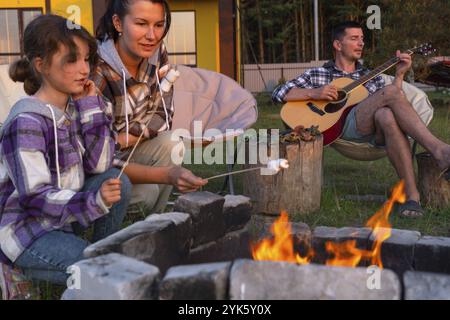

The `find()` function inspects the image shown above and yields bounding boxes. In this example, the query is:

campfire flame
[252,181,406,269]
[251,211,313,264]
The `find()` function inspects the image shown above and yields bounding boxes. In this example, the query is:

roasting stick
[117,67,180,179]
[206,159,289,181]
[206,167,263,180]
[117,126,147,179]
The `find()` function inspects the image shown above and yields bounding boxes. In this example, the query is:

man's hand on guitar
[395,50,412,77]
[311,85,338,101]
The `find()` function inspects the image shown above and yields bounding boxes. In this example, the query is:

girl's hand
[73,80,97,100]
[100,178,122,207]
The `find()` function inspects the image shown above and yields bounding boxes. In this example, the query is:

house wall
[0,0,47,10]
[168,0,219,72]
[0,0,93,32]
[50,0,94,33]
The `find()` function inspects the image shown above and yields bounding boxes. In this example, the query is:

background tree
[240,0,450,82]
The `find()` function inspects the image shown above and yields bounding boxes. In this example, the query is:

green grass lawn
[184,90,450,237]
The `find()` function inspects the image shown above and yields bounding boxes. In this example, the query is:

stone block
[369,228,421,276]
[188,227,252,264]
[229,259,401,300]
[404,271,450,300]
[174,192,226,246]
[61,253,160,300]
[159,262,231,300]
[414,236,450,274]
[223,195,252,232]
[84,219,188,273]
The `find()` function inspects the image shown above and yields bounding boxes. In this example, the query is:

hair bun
[9,57,41,95]
[9,57,32,83]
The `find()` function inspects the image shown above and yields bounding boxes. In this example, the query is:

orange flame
[325,240,372,268]
[251,211,313,264]
[252,181,406,269]
[365,180,406,268]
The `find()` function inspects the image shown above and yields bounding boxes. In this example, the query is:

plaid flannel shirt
[0,96,115,263]
[91,42,173,163]
[272,60,385,103]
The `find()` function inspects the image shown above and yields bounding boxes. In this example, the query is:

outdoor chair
[170,64,258,195]
[330,74,434,162]
[0,64,27,125]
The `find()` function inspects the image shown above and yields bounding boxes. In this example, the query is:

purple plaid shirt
[272,60,385,103]
[0,96,115,263]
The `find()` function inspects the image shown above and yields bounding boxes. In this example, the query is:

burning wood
[252,181,406,269]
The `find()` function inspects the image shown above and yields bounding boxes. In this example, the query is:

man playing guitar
[272,21,450,218]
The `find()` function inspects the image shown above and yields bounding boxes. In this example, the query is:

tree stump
[416,152,450,209]
[242,135,323,216]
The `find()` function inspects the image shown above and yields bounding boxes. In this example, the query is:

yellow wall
[0,0,93,33]
[168,0,219,72]
[51,0,93,34]
[0,0,47,11]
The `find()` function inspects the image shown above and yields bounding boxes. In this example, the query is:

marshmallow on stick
[266,159,290,172]
[207,158,289,180]
[160,68,180,92]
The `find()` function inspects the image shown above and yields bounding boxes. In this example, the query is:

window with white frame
[165,11,197,67]
[0,8,42,65]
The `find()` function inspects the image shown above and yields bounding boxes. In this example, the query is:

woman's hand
[168,166,208,193]
[100,178,122,207]
[73,80,97,100]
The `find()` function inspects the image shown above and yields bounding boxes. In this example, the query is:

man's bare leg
[354,85,450,171]
[374,108,420,207]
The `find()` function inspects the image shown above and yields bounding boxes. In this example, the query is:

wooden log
[416,152,450,209]
[242,135,323,216]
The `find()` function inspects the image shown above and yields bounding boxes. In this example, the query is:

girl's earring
[118,32,122,37]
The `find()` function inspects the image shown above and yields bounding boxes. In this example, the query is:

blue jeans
[14,168,132,285]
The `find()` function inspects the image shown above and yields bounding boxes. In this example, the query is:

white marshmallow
[266,159,289,172]
[160,69,181,92]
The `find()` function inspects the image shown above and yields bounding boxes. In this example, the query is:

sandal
[398,200,425,218]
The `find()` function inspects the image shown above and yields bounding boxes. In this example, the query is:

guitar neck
[343,56,402,93]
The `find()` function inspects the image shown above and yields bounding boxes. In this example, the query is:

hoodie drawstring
[122,69,130,147]
[45,104,61,189]
[155,69,170,131]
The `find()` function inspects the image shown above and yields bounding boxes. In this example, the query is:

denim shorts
[341,106,381,146]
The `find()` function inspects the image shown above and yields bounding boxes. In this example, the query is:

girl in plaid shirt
[0,14,132,299]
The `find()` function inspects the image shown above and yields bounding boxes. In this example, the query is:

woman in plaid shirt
[92,0,207,214]
[273,21,450,218]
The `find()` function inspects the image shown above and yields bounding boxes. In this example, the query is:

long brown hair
[9,14,98,95]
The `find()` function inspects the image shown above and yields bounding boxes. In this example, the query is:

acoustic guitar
[280,43,436,146]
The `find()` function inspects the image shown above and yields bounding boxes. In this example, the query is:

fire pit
[62,187,450,300]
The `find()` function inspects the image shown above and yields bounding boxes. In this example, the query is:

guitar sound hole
[324,90,348,113]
